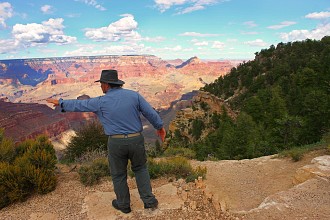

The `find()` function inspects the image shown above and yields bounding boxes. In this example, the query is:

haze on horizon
[0,0,329,61]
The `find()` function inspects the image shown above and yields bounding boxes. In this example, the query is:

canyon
[0,55,243,143]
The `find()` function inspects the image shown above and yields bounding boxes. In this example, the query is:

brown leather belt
[110,132,141,138]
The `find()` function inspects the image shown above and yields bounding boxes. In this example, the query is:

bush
[185,165,207,183]
[281,147,306,162]
[26,135,57,170]
[0,134,57,209]
[147,157,207,182]
[0,128,16,163]
[78,157,109,186]
[63,120,108,162]
[279,139,328,162]
[163,147,196,159]
[0,162,31,208]
[76,155,207,186]
[147,140,164,158]
[321,132,330,154]
[75,148,108,164]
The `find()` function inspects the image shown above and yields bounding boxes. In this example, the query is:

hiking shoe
[144,199,158,210]
[112,200,131,214]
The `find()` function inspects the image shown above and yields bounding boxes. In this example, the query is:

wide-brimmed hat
[95,69,125,85]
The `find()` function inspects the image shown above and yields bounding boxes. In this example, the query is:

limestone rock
[293,155,330,184]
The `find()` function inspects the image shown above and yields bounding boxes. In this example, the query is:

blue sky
[0,0,329,60]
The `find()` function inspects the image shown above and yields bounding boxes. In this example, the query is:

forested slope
[175,37,330,160]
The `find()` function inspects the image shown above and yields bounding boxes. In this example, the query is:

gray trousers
[107,134,157,209]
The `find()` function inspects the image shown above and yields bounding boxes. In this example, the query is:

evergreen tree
[174,37,330,161]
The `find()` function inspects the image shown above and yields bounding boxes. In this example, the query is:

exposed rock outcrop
[0,55,243,143]
[0,100,95,143]
[1,151,329,219]
[237,155,330,220]
[168,91,236,142]
[293,155,330,184]
[0,55,235,88]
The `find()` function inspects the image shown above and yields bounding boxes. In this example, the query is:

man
[47,69,166,214]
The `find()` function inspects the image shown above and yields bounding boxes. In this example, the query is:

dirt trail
[192,150,330,219]
[193,154,308,212]
[0,150,329,220]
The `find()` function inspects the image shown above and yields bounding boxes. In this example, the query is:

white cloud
[183,48,193,51]
[65,43,147,57]
[194,41,208,46]
[180,5,204,14]
[104,44,146,54]
[305,11,330,19]
[180,32,220,37]
[241,31,259,35]
[75,0,106,11]
[280,23,330,42]
[143,36,166,42]
[84,15,141,42]
[12,18,77,46]
[0,39,17,54]
[66,13,81,18]
[212,41,225,49]
[154,0,228,14]
[0,2,13,28]
[154,0,188,12]
[64,44,95,56]
[227,38,237,42]
[267,21,296,30]
[163,45,182,51]
[41,5,54,14]
[243,21,257,28]
[244,39,268,47]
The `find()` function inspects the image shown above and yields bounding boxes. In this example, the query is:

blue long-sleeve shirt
[59,88,163,135]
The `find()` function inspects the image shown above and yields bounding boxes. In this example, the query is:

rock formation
[167,91,236,142]
[0,55,241,107]
[0,55,243,144]
[0,100,95,143]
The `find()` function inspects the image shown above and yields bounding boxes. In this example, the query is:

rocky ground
[1,150,329,220]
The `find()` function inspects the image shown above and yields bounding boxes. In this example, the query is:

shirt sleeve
[137,93,163,130]
[59,97,101,113]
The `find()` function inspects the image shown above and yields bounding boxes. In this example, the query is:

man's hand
[46,98,59,107]
[156,127,166,142]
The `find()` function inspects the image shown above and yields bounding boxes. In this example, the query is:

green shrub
[279,142,322,162]
[321,132,330,154]
[0,134,57,209]
[0,129,15,163]
[127,161,135,178]
[147,157,207,182]
[14,139,34,157]
[31,169,57,194]
[185,166,207,183]
[26,136,57,170]
[147,140,164,158]
[64,120,108,162]
[76,155,207,186]
[163,147,196,159]
[0,162,33,208]
[75,149,108,163]
[0,183,9,209]
[78,157,109,186]
[283,148,306,162]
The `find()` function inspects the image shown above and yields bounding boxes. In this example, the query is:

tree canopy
[173,37,330,160]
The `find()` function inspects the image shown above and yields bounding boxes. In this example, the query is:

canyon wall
[0,55,243,143]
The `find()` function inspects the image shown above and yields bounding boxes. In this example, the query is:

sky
[0,0,329,61]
